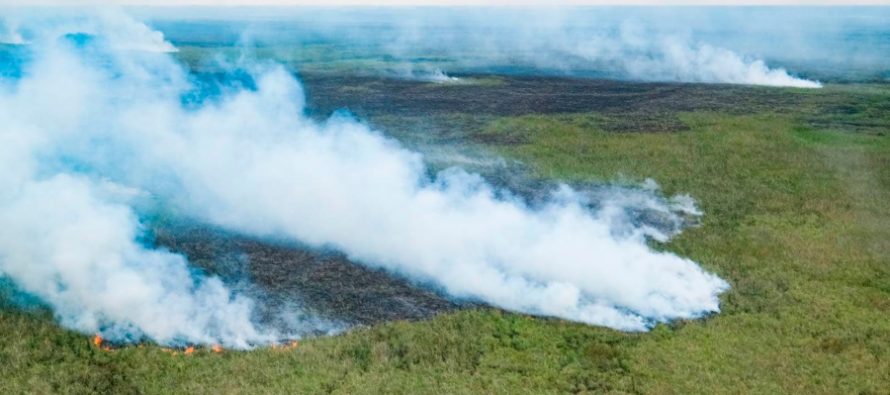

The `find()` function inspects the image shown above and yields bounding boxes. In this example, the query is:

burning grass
[89,331,298,357]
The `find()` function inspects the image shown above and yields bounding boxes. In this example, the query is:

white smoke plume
[0,11,728,346]
[403,16,824,88]
[566,27,823,88]
[146,8,824,88]
[0,176,268,347]
[0,12,277,348]
[408,68,461,83]
[1,10,175,52]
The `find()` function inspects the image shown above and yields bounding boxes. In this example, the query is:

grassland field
[1,73,888,394]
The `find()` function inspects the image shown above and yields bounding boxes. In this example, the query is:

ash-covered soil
[151,223,463,329]
[301,73,809,133]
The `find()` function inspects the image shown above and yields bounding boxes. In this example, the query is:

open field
[1,74,888,393]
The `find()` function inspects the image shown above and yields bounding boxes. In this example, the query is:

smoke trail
[143,8,823,88]
[565,30,822,88]
[435,19,822,87]
[565,22,822,88]
[0,11,728,345]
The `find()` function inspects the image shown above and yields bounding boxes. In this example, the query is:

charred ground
[300,73,889,136]
[151,222,462,328]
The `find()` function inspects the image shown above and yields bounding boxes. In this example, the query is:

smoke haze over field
[124,7,890,86]
[7,8,889,85]
[0,11,732,346]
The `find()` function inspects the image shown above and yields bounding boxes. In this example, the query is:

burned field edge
[1,75,889,394]
[149,221,465,328]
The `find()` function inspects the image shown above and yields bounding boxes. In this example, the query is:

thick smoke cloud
[0,11,728,346]
[0,12,284,349]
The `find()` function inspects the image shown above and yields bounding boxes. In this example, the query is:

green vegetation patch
[2,84,889,394]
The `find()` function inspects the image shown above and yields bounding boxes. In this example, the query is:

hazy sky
[1,0,888,5]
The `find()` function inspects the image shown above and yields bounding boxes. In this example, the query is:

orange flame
[91,334,113,351]
[211,344,223,353]
[184,346,195,356]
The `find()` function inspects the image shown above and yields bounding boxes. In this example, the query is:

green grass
[480,107,890,393]
[2,85,889,394]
